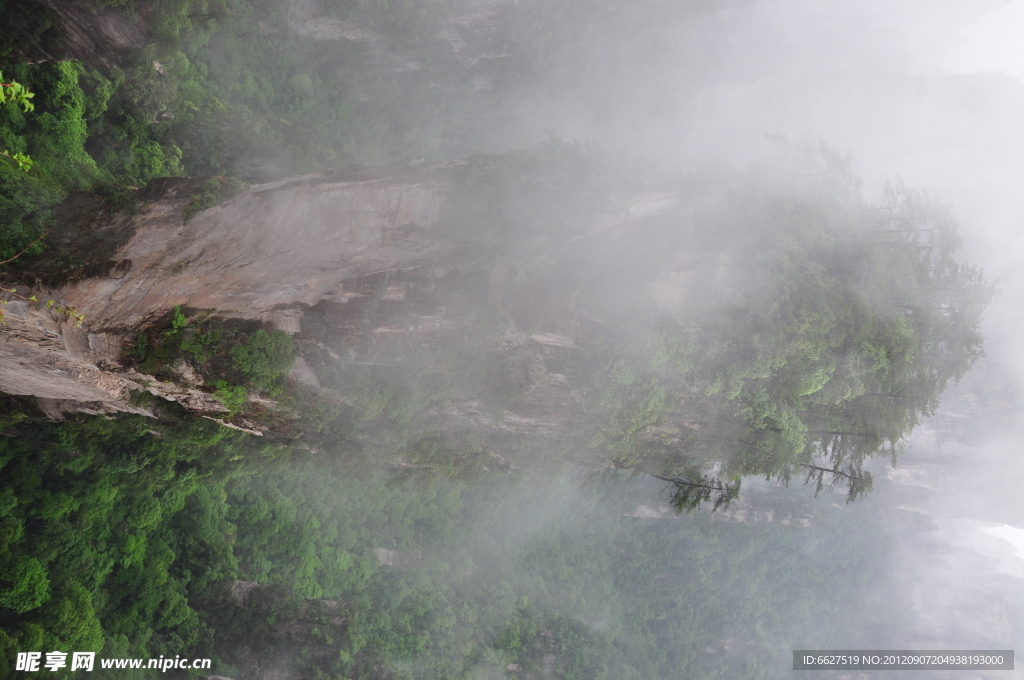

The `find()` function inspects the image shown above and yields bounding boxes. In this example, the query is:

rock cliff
[1,154,669,425]
[1,161,452,416]
[30,163,459,331]
[9,0,147,72]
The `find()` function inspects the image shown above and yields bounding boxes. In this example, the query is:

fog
[419,0,1024,670]
[488,0,1024,674]
[168,0,1024,674]
[6,0,1024,677]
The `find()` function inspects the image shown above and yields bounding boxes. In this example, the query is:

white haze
[504,0,1024,674]
[228,0,1024,674]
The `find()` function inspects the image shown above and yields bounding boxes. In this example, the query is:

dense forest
[0,396,920,679]
[0,0,1001,678]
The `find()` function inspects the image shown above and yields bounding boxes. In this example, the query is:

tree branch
[0,230,48,266]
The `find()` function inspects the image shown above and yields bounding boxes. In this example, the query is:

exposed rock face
[1,162,462,415]
[230,580,263,608]
[36,164,457,332]
[1,155,684,429]
[35,0,147,71]
[0,297,226,417]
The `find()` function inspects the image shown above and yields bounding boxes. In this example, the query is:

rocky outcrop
[27,163,459,332]
[1,154,686,432]
[34,0,146,72]
[1,161,464,416]
[0,297,227,418]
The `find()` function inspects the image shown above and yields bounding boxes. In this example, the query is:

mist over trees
[0,401,921,679]
[0,0,1010,678]
[591,165,994,507]
[277,145,990,509]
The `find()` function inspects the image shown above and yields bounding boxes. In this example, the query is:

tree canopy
[564,160,993,507]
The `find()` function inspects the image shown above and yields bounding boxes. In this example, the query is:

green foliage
[180,321,223,368]
[0,4,997,678]
[0,72,35,115]
[171,304,188,332]
[0,388,930,680]
[397,435,490,482]
[587,365,670,467]
[1,0,542,264]
[561,161,993,506]
[122,310,309,423]
[230,329,296,392]
[0,46,186,261]
[0,555,50,614]
[0,61,103,263]
[122,307,195,374]
[0,402,288,664]
[212,380,247,413]
[182,176,249,222]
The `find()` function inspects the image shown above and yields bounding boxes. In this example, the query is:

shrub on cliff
[182,176,249,222]
[231,329,296,393]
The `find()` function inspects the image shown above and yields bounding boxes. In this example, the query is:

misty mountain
[0,1,1022,679]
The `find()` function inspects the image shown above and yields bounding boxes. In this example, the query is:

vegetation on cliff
[125,307,297,412]
[0,0,749,265]
[0,0,469,262]
[571,170,993,507]
[0,400,912,679]
[0,2,1000,678]
[261,147,990,509]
